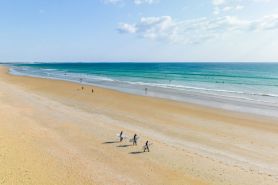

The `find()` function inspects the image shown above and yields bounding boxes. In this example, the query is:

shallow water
[9,62,278,118]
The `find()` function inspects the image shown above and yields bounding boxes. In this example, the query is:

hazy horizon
[2,61,278,64]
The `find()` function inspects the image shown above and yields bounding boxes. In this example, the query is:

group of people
[119,131,150,152]
[80,86,94,93]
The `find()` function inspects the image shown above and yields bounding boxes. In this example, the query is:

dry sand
[0,66,278,185]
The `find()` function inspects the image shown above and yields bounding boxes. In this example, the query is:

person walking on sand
[144,140,150,152]
[119,131,123,142]
[133,134,138,146]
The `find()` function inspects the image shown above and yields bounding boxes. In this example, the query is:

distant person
[92,88,94,93]
[144,140,150,152]
[133,134,138,146]
[119,131,123,142]
[145,88,148,95]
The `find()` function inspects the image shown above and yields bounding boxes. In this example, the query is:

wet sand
[0,66,277,185]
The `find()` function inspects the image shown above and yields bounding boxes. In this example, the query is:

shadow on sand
[129,151,144,155]
[102,141,120,144]
[117,144,132,148]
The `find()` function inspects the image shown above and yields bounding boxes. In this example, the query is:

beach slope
[0,66,277,185]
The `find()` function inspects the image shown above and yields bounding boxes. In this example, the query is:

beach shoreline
[9,63,278,119]
[0,65,278,185]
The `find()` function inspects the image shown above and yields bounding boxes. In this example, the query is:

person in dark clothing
[133,134,138,146]
[144,140,150,152]
[119,131,123,142]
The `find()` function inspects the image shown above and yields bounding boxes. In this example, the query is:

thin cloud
[211,0,273,15]
[103,0,158,5]
[118,15,278,44]
[103,0,123,4]
[133,0,158,5]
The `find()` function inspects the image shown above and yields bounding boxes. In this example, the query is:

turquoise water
[9,63,278,117]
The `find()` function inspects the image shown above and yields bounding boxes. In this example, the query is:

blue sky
[0,0,278,62]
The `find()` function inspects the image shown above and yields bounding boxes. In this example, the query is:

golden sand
[0,66,277,185]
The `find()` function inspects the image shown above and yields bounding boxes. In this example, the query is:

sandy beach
[0,66,278,185]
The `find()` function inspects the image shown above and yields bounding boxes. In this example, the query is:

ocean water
[9,63,278,118]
